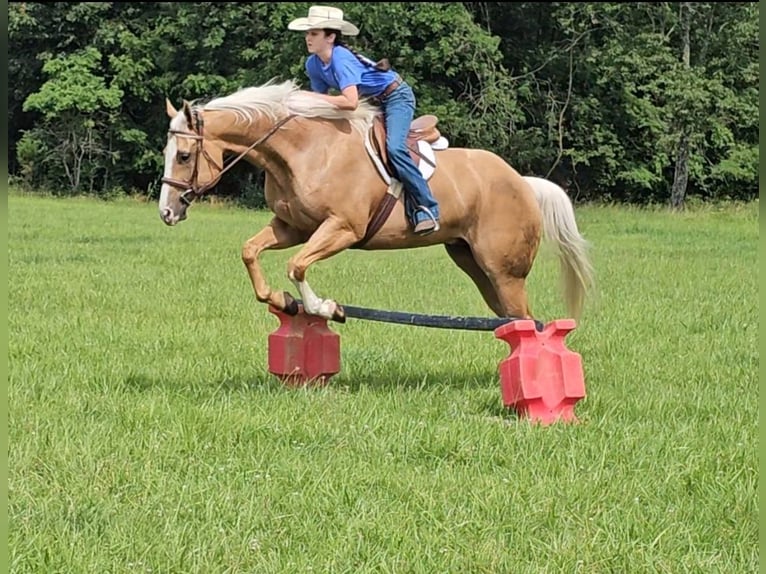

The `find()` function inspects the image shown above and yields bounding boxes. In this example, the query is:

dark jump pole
[340,304,545,332]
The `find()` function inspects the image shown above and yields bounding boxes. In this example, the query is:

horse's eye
[177,151,191,163]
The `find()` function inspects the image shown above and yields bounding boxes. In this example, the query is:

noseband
[162,107,295,206]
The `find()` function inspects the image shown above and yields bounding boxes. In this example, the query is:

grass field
[8,190,758,573]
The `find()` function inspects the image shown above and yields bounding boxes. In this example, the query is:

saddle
[366,114,448,183]
[355,114,450,248]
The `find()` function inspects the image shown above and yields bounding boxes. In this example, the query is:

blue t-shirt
[305,45,398,98]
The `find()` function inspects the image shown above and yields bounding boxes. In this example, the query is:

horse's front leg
[287,216,363,322]
[241,216,306,314]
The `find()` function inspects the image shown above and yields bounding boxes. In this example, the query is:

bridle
[162,106,295,206]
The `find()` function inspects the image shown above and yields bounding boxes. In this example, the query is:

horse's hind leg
[444,241,504,317]
[241,216,306,313]
[486,274,533,320]
[469,238,538,320]
[286,216,362,321]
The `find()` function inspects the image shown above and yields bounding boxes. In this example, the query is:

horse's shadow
[123,363,514,420]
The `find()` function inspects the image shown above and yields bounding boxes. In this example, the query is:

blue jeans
[381,83,440,225]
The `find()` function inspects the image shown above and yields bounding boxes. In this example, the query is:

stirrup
[413,205,440,235]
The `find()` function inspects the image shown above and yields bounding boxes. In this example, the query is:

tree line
[9,2,759,207]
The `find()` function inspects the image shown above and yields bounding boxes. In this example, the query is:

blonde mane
[201,79,379,135]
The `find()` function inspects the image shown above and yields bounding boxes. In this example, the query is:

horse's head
[159,99,224,226]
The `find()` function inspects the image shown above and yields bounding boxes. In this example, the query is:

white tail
[524,176,595,321]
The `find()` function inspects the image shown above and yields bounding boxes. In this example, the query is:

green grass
[8,190,758,573]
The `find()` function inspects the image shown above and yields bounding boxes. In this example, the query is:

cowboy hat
[287,5,360,36]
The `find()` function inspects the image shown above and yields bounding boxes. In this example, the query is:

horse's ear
[165,97,178,118]
[181,99,194,129]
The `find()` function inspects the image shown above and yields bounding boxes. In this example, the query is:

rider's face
[304,29,333,55]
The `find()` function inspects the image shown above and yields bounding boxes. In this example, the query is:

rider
[288,5,441,235]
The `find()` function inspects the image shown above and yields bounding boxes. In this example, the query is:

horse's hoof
[282,291,300,316]
[331,304,346,323]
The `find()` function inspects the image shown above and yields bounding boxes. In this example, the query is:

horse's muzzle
[159,206,187,226]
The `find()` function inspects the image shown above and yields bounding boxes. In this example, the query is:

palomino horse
[159,80,594,323]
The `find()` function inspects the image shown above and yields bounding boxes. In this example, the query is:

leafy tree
[20,47,123,193]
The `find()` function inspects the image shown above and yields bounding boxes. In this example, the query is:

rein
[162,108,295,205]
